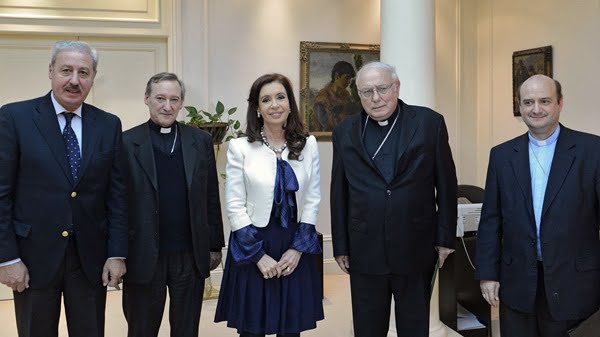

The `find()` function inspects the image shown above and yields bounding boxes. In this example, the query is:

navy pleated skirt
[214,217,324,335]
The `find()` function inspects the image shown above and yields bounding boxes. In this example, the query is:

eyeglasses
[358,83,395,99]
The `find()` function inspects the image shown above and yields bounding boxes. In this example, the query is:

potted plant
[184,101,242,145]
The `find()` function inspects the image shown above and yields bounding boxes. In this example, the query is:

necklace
[361,112,400,160]
[260,127,287,154]
[530,146,549,177]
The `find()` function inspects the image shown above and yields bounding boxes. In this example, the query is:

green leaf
[234,120,241,129]
[201,110,212,119]
[185,106,197,114]
[216,101,225,114]
[228,107,237,115]
[225,135,233,142]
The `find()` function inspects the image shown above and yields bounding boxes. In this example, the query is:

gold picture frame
[300,41,380,140]
[512,46,553,116]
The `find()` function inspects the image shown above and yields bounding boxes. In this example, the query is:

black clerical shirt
[362,105,403,183]
[148,120,193,253]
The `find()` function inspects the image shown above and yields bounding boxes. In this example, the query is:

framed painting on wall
[299,41,380,140]
[512,45,553,116]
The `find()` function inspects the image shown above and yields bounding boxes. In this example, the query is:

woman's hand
[256,254,282,279]
[277,249,302,276]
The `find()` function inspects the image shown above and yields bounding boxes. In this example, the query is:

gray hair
[145,72,186,99]
[356,61,399,84]
[51,40,99,72]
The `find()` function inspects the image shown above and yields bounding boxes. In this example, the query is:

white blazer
[225,135,321,231]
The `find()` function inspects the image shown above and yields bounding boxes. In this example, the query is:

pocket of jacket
[575,254,600,272]
[350,218,367,234]
[501,253,513,266]
[246,202,255,217]
[13,221,32,238]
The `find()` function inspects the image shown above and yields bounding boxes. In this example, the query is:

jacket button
[70,191,77,198]
[531,239,536,246]
[386,190,391,196]
[62,231,69,238]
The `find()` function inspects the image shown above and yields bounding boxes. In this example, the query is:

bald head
[519,74,562,104]
[519,74,563,140]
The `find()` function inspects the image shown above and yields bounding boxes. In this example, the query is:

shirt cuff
[290,222,322,254]
[230,225,265,264]
[0,258,21,267]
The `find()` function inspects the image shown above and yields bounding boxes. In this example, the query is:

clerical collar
[362,106,401,160]
[366,106,400,127]
[528,125,560,147]
[149,119,177,134]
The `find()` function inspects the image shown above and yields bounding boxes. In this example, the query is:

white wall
[468,0,600,186]
[183,0,381,269]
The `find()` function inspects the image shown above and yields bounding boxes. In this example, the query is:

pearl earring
[257,111,261,118]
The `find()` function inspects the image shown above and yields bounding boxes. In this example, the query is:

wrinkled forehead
[520,79,556,99]
[357,68,393,88]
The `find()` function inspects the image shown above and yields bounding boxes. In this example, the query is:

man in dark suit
[0,40,127,337]
[476,74,600,337]
[121,72,225,337]
[331,61,458,337]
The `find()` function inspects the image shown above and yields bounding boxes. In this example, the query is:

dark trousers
[123,251,204,337]
[349,271,431,337]
[13,238,107,337]
[500,262,581,337]
[240,333,300,337]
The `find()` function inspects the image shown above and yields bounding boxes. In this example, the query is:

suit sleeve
[298,135,321,225]
[0,106,19,263]
[475,149,503,281]
[434,116,458,249]
[330,129,350,257]
[205,136,225,250]
[225,139,252,231]
[106,118,128,258]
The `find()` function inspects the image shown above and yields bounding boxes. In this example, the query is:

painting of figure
[300,41,380,139]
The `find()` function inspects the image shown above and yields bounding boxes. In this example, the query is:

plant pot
[197,122,229,145]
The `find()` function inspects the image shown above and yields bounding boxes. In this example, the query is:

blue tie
[62,112,81,181]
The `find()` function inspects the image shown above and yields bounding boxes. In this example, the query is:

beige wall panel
[0,0,159,22]
[0,36,73,105]
[85,38,168,131]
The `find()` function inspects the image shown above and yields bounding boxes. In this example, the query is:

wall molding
[0,0,159,23]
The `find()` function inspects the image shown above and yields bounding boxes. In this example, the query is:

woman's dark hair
[330,61,356,82]
[245,73,307,160]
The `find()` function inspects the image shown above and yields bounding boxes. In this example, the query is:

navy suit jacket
[0,92,127,288]
[476,125,600,320]
[331,100,457,275]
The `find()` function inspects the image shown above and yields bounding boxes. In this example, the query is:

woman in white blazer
[215,74,323,337]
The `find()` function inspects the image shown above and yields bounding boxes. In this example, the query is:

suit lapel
[394,102,419,171]
[133,123,158,191]
[349,114,380,175]
[510,134,535,223]
[180,124,197,190]
[77,104,100,185]
[542,128,575,217]
[32,94,73,185]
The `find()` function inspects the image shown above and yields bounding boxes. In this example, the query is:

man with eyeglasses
[330,61,457,336]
